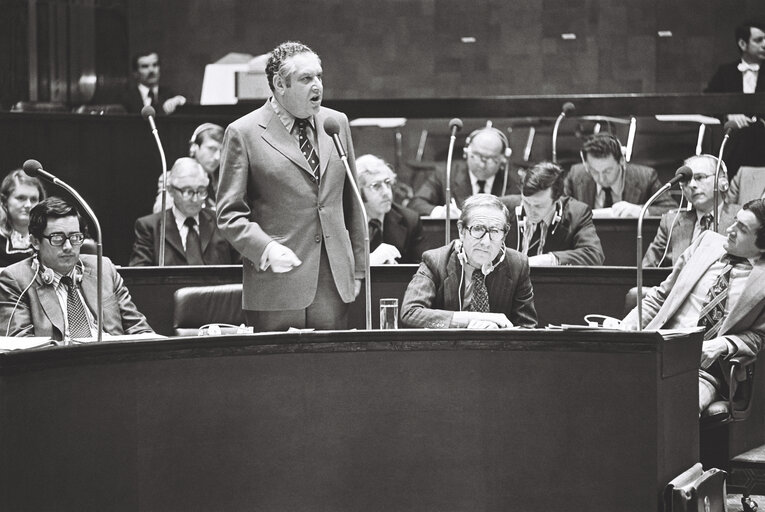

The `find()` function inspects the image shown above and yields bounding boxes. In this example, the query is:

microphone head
[22,159,43,178]
[323,117,341,136]
[675,165,693,182]
[723,120,739,133]
[141,105,156,119]
[562,102,575,115]
[449,118,463,131]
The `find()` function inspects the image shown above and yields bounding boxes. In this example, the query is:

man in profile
[132,158,236,266]
[502,162,604,266]
[408,126,519,218]
[117,51,186,115]
[565,133,676,217]
[0,197,154,340]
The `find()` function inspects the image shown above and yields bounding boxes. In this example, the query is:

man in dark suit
[565,133,677,217]
[216,41,364,331]
[705,21,765,177]
[0,197,153,341]
[356,154,425,264]
[131,158,236,266]
[502,162,604,266]
[115,51,186,115]
[408,126,519,217]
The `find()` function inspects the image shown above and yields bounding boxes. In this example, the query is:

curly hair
[265,41,318,92]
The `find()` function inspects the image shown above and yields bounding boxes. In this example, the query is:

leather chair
[172,284,244,336]
[701,357,756,429]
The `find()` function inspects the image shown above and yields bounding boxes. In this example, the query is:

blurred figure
[727,166,765,205]
[0,169,46,267]
[356,154,425,264]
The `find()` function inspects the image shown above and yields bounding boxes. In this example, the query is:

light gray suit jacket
[727,166,765,206]
[216,101,364,311]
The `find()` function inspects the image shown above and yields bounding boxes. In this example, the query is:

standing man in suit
[216,41,364,331]
[565,133,677,217]
[705,21,765,178]
[0,197,154,341]
[623,199,765,413]
[644,155,740,267]
[131,158,236,266]
[408,126,519,217]
[117,51,186,115]
[356,154,425,264]
[502,162,604,266]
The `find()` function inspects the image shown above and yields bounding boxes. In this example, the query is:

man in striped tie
[622,199,765,414]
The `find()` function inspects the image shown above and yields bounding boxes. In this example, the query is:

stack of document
[0,337,55,352]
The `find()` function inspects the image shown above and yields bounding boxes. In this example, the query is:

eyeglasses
[171,186,209,200]
[41,232,85,247]
[364,178,395,192]
[682,173,715,184]
[465,224,507,241]
[466,149,501,165]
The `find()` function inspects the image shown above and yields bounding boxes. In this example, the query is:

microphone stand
[713,131,732,233]
[144,112,169,266]
[444,132,457,245]
[551,112,566,164]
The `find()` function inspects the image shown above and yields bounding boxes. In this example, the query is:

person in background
[0,169,46,267]
[115,51,186,115]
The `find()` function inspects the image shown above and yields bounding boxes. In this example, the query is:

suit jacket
[623,231,765,381]
[216,101,364,311]
[400,241,537,328]
[728,166,765,205]
[408,160,521,216]
[705,61,765,94]
[0,255,153,340]
[129,208,237,266]
[564,162,677,216]
[381,203,426,264]
[642,203,740,267]
[117,83,179,114]
[502,195,605,266]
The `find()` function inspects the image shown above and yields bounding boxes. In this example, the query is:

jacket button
[315,235,321,243]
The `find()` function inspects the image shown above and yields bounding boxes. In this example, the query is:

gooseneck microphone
[22,159,104,342]
[713,120,738,232]
[635,165,693,330]
[445,118,463,245]
[141,105,168,266]
[552,102,575,163]
[324,117,371,330]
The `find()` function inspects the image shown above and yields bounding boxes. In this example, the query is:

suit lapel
[485,257,512,312]
[260,106,313,177]
[164,209,186,262]
[454,167,473,205]
[315,109,334,176]
[383,207,406,251]
[198,210,214,253]
[579,174,596,207]
[443,250,463,311]
[722,260,765,331]
[79,262,99,317]
[34,280,65,335]
[623,169,640,204]
[672,213,695,262]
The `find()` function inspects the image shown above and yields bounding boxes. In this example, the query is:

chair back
[173,284,244,336]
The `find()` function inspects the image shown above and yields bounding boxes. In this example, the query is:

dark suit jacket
[0,255,153,340]
[102,82,180,114]
[502,196,605,266]
[705,61,765,93]
[408,160,521,216]
[400,241,537,328]
[564,162,677,216]
[642,203,740,267]
[130,208,237,266]
[380,203,426,264]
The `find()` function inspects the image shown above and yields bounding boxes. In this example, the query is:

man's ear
[738,38,748,53]
[273,74,285,95]
[31,236,40,252]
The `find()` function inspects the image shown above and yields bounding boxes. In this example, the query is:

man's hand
[611,201,641,218]
[369,243,402,265]
[429,200,462,219]
[354,279,362,298]
[162,95,187,115]
[468,312,513,329]
[701,337,729,369]
[268,242,302,273]
[726,114,756,129]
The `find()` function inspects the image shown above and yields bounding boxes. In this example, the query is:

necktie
[697,254,748,340]
[148,88,157,107]
[469,269,490,312]
[476,180,486,194]
[526,223,542,255]
[61,276,92,339]
[296,118,320,184]
[700,213,713,233]
[368,218,383,251]
[184,217,204,265]
[603,187,614,208]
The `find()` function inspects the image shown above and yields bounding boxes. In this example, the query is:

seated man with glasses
[130,157,237,266]
[409,126,519,218]
[644,154,741,267]
[401,194,537,329]
[565,133,677,218]
[356,154,425,264]
[0,197,154,340]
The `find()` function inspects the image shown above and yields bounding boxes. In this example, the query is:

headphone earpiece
[515,205,526,233]
[464,124,510,164]
[550,200,563,234]
[189,143,199,157]
[31,257,54,285]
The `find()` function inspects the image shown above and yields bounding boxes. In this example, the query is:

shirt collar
[269,96,315,133]
[172,206,199,230]
[137,83,157,98]
[468,171,495,193]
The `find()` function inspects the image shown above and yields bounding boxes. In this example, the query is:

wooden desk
[0,329,701,512]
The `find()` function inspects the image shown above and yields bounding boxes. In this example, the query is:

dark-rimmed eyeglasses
[465,224,507,241]
[171,186,209,200]
[41,232,85,247]
[466,149,501,166]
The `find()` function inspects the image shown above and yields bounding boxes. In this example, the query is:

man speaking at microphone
[216,41,364,331]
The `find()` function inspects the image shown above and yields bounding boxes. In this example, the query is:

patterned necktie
[697,254,748,340]
[700,213,713,233]
[476,180,486,194]
[296,118,320,184]
[603,187,614,208]
[469,269,490,312]
[368,218,383,251]
[184,217,204,265]
[61,276,92,339]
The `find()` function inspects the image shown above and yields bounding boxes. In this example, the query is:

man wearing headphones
[643,155,741,267]
[565,133,677,217]
[502,162,605,266]
[409,126,519,218]
[0,197,153,341]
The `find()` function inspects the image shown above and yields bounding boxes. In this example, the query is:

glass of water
[379,298,399,329]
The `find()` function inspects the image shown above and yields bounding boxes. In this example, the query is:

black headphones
[188,122,223,157]
[515,201,564,253]
[686,154,729,193]
[463,125,511,170]
[579,133,626,169]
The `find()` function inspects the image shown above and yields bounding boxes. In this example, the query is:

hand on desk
[528,253,558,266]
[610,201,642,218]
[460,312,513,329]
[429,200,461,219]
[370,243,401,265]
[162,95,187,115]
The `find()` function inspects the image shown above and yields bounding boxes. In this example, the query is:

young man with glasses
[356,154,425,264]
[401,194,537,329]
[131,157,237,266]
[0,197,153,340]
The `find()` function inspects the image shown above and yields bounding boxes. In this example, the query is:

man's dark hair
[581,133,623,162]
[29,197,86,240]
[522,162,567,200]
[735,21,765,52]
[265,41,316,92]
[131,50,159,71]
[743,198,765,250]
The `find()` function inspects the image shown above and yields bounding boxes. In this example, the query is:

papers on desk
[0,337,55,352]
[591,208,614,219]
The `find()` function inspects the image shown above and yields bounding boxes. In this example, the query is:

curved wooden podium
[0,329,701,511]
